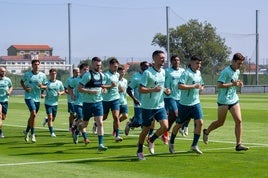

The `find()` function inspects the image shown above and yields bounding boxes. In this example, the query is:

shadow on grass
[60,151,199,164]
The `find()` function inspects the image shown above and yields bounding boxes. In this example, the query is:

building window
[11,70,16,73]
[44,51,50,56]
[19,51,25,55]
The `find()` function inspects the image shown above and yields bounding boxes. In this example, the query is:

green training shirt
[179,67,204,106]
[217,65,240,104]
[139,67,165,109]
[164,67,185,100]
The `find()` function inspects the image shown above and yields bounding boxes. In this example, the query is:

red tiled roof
[127,62,141,65]
[9,45,52,50]
[0,56,64,61]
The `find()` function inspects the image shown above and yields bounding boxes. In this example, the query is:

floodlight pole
[255,10,259,85]
[166,6,170,67]
[68,3,72,74]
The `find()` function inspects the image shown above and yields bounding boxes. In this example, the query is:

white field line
[0,145,267,167]
[4,123,268,146]
[0,124,267,167]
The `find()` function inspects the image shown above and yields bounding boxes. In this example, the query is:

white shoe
[191,146,202,154]
[23,131,29,142]
[169,142,175,154]
[51,132,56,137]
[124,121,131,136]
[31,134,36,143]
[115,136,123,142]
[137,152,146,160]
[42,118,47,127]
[203,129,209,144]
[0,133,4,138]
[98,144,108,152]
[148,140,155,154]
[183,127,189,136]
[179,128,186,137]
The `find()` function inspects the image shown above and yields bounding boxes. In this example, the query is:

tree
[152,19,231,74]
[78,57,109,72]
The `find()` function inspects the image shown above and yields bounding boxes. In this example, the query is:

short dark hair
[170,55,180,62]
[109,58,119,65]
[190,55,201,61]
[140,61,149,67]
[117,65,125,71]
[79,62,89,70]
[49,68,57,73]
[92,57,102,62]
[233,53,245,61]
[152,50,164,58]
[31,59,40,65]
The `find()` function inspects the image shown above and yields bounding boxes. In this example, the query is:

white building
[0,44,70,75]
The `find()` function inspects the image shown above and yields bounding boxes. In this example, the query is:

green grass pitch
[0,94,267,177]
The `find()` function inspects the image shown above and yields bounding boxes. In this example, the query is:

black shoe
[235,144,249,151]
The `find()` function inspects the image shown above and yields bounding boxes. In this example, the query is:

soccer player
[0,67,13,138]
[169,56,204,154]
[203,52,249,151]
[102,58,123,142]
[124,61,150,136]
[115,65,128,135]
[162,55,185,144]
[69,63,90,145]
[21,58,47,143]
[136,50,171,160]
[64,67,80,132]
[42,68,65,137]
[77,57,108,151]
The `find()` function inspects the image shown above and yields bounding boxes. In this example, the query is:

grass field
[0,94,267,178]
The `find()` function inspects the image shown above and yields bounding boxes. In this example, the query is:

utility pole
[255,10,259,85]
[166,6,170,67]
[68,3,72,74]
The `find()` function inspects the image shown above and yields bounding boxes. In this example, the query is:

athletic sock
[30,128,35,135]
[170,133,176,144]
[81,132,87,140]
[25,126,30,133]
[192,134,200,146]
[49,126,54,134]
[115,129,119,137]
[149,133,158,143]
[137,143,143,153]
[148,128,154,136]
[98,135,103,145]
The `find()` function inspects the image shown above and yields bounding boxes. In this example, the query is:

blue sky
[0,0,267,65]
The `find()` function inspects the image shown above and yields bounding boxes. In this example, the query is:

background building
[0,44,70,75]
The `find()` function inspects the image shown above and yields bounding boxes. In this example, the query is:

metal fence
[202,85,268,94]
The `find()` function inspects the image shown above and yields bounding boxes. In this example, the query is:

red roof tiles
[9,45,52,50]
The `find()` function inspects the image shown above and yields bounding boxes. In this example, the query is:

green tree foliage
[78,57,109,72]
[127,63,140,73]
[152,19,231,74]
